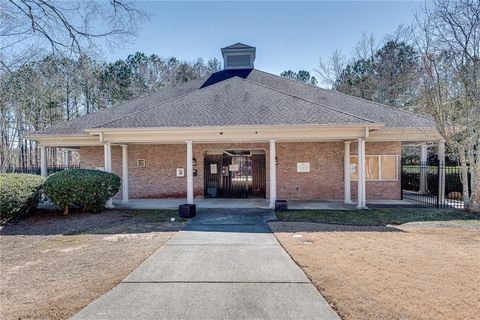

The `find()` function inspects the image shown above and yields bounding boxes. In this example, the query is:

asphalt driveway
[71,209,340,320]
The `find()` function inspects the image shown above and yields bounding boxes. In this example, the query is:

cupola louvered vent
[226,55,251,68]
[221,43,256,70]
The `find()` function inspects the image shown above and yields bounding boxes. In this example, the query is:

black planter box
[275,200,288,211]
[179,204,196,218]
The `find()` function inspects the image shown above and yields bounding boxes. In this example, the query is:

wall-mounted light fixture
[176,168,185,177]
[137,159,146,168]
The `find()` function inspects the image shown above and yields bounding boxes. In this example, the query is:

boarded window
[365,156,379,180]
[350,155,397,181]
[381,156,397,180]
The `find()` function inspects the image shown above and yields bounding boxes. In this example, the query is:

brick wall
[79,141,401,201]
[80,143,269,199]
[276,142,344,200]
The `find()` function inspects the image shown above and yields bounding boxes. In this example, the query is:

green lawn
[275,208,479,226]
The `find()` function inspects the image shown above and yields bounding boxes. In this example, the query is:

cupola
[221,43,256,70]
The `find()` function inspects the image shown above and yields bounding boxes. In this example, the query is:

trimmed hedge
[44,169,120,214]
[0,173,45,220]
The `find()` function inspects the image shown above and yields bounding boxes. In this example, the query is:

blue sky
[106,1,421,76]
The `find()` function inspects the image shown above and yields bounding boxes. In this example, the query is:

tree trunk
[457,146,471,211]
[470,164,480,213]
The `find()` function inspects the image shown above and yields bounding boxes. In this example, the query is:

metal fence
[401,161,470,209]
[3,165,80,175]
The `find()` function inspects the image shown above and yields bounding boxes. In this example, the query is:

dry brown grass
[0,210,183,320]
[269,221,480,320]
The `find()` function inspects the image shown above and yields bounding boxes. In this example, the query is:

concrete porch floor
[113,198,421,210]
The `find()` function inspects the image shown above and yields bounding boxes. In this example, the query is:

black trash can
[275,200,288,212]
[179,204,196,218]
[207,187,217,198]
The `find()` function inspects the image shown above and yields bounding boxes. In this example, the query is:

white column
[269,139,277,208]
[121,145,129,202]
[104,144,109,172]
[419,143,428,194]
[438,140,446,205]
[40,146,47,177]
[186,140,194,204]
[106,142,112,172]
[362,139,366,206]
[63,149,70,168]
[357,138,366,209]
[344,141,352,203]
[104,142,114,208]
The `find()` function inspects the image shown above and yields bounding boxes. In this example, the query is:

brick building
[28,43,443,209]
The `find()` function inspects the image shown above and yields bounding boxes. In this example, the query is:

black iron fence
[401,161,471,209]
[2,165,80,175]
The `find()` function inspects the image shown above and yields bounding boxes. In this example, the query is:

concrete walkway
[71,209,340,320]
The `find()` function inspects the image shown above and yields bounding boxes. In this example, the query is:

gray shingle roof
[245,70,435,128]
[95,77,374,129]
[33,68,435,135]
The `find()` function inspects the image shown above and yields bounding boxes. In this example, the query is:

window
[350,155,398,181]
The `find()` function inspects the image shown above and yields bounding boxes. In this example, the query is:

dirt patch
[269,221,480,320]
[0,210,184,320]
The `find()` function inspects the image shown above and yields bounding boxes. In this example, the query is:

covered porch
[35,124,443,210]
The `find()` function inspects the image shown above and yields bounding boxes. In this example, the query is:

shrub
[402,172,420,191]
[44,169,120,214]
[0,173,45,220]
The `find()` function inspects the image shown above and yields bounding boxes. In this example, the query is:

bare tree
[354,32,377,61]
[385,24,415,44]
[315,49,347,88]
[206,58,222,74]
[414,0,480,211]
[1,0,146,73]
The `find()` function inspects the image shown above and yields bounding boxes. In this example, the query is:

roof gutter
[25,133,92,140]
[83,123,385,135]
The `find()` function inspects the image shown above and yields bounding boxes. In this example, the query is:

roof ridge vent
[221,43,256,70]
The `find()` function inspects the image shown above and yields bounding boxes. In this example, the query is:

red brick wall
[79,141,401,201]
[276,142,344,200]
[80,143,269,199]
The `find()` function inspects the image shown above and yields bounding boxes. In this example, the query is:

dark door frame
[204,150,266,199]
